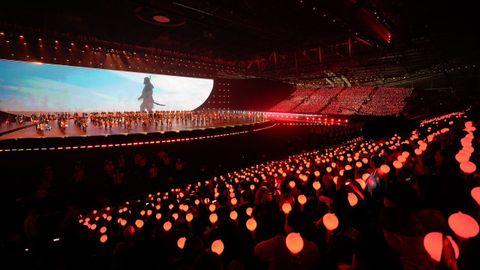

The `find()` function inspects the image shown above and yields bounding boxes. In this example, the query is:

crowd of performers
[0,114,27,127]
[87,110,266,130]
[5,110,266,134]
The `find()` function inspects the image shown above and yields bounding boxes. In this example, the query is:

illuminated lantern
[393,160,403,169]
[314,171,320,177]
[168,204,174,210]
[333,176,339,185]
[282,203,292,214]
[460,161,476,174]
[448,212,479,239]
[289,181,296,188]
[194,199,200,205]
[125,225,135,236]
[312,181,321,191]
[231,198,238,206]
[246,218,257,232]
[420,144,428,151]
[455,151,470,163]
[171,213,179,220]
[423,232,459,262]
[186,213,193,223]
[461,137,473,147]
[163,221,172,231]
[323,213,339,231]
[415,149,423,156]
[397,155,407,163]
[177,237,186,249]
[362,158,369,164]
[146,209,152,216]
[230,210,238,221]
[471,187,480,205]
[380,164,390,174]
[347,193,358,207]
[99,226,107,234]
[211,239,224,255]
[285,232,304,255]
[345,165,352,171]
[135,219,144,229]
[402,151,410,158]
[326,167,332,173]
[355,179,366,190]
[120,219,127,226]
[246,207,253,216]
[297,194,307,205]
[250,184,255,191]
[355,161,363,168]
[361,173,370,181]
[463,145,474,154]
[155,213,162,220]
[209,204,216,212]
[90,223,97,230]
[209,213,218,224]
[100,234,108,244]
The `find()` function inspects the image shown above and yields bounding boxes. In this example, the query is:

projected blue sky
[0,60,213,112]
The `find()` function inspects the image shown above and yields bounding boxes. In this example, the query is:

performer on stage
[138,77,155,112]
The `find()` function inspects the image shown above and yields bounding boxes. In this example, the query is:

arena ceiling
[1,0,479,85]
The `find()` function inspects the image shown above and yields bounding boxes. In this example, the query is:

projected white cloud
[0,60,213,112]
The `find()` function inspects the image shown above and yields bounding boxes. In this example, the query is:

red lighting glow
[347,192,358,207]
[246,218,257,232]
[448,211,479,239]
[135,219,144,229]
[460,161,477,174]
[100,234,108,244]
[177,237,186,249]
[323,213,339,231]
[211,239,224,255]
[423,232,459,262]
[285,232,304,255]
[153,15,171,23]
[471,187,480,205]
[380,164,390,174]
[282,203,292,214]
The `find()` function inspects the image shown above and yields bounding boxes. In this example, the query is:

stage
[0,119,275,152]
[0,117,260,141]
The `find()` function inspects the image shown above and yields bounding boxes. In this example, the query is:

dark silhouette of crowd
[2,110,480,270]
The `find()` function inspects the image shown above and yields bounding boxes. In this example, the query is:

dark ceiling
[0,0,362,59]
[0,0,479,84]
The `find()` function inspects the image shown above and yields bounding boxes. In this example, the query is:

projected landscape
[0,60,213,112]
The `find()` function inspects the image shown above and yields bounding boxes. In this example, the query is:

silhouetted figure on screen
[138,77,154,112]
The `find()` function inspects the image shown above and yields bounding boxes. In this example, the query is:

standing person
[138,77,154,112]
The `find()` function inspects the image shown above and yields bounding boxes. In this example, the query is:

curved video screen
[0,59,213,112]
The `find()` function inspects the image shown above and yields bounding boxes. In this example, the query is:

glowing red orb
[448,211,479,239]
[153,15,171,23]
[285,232,304,255]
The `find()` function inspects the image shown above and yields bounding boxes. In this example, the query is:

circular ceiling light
[135,7,185,27]
[153,15,170,23]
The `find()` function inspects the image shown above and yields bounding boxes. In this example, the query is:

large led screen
[0,59,213,112]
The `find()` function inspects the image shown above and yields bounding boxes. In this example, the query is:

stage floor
[0,118,259,141]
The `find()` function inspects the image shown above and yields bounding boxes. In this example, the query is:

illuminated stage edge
[0,121,275,153]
